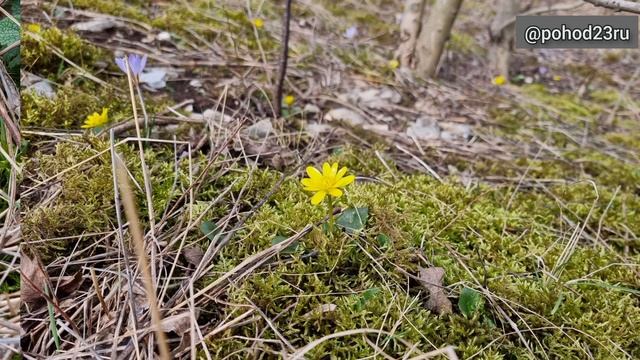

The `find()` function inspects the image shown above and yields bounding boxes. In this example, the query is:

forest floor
[13,0,640,359]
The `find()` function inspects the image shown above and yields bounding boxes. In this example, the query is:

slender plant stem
[274,0,292,117]
[327,197,335,234]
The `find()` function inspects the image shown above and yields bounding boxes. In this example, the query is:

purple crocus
[115,54,148,76]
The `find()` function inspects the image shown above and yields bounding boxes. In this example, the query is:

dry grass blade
[114,157,170,360]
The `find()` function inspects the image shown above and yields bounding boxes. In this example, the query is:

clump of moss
[22,138,189,260]
[200,166,639,358]
[22,27,105,78]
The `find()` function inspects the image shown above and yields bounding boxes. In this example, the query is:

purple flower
[538,66,549,76]
[115,54,148,76]
[344,26,358,39]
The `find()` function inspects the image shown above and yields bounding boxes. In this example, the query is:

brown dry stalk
[115,158,170,360]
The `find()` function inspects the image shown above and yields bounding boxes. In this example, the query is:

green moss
[22,138,189,260]
[67,0,150,22]
[22,27,105,78]
[199,168,639,358]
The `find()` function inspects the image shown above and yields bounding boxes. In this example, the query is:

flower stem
[327,196,335,234]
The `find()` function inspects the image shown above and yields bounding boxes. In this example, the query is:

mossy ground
[20,0,640,358]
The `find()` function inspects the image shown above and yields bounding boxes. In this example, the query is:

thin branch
[274,0,293,117]
[582,0,640,13]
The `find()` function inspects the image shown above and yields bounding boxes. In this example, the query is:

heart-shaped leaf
[199,221,219,241]
[271,235,300,254]
[337,207,369,233]
[459,287,484,318]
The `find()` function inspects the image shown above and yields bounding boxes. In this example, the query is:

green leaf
[354,287,380,310]
[458,287,484,318]
[199,221,220,241]
[376,233,390,248]
[271,235,300,254]
[337,207,369,233]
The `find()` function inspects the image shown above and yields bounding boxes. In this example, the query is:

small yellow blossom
[492,75,507,86]
[82,108,109,129]
[27,24,41,33]
[552,75,562,81]
[284,95,295,106]
[253,18,264,28]
[388,59,400,70]
[301,162,355,205]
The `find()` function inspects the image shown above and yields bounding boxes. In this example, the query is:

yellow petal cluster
[81,108,109,129]
[301,162,355,205]
[492,75,507,86]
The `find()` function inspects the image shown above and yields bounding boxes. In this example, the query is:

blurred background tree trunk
[395,0,426,68]
[489,0,520,78]
[415,0,463,78]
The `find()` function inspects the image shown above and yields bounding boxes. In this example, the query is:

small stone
[406,117,440,140]
[189,79,203,88]
[72,18,117,32]
[305,122,331,136]
[324,108,365,126]
[440,122,472,141]
[157,31,171,41]
[244,119,273,139]
[26,81,56,99]
[303,104,320,113]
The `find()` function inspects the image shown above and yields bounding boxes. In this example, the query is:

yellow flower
[388,59,399,70]
[82,108,109,129]
[284,95,295,106]
[301,162,355,205]
[492,75,506,85]
[552,75,562,81]
[27,24,41,33]
[253,18,264,28]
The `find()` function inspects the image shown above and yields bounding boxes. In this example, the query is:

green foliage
[22,26,105,78]
[200,220,220,241]
[0,0,20,84]
[336,207,369,233]
[458,287,484,318]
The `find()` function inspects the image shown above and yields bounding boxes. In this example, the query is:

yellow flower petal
[335,175,355,188]
[328,188,343,197]
[337,167,348,178]
[311,191,326,205]
[322,162,332,177]
[306,166,322,179]
[330,163,338,177]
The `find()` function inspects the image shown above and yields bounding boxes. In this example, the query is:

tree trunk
[489,0,520,78]
[395,0,426,68]
[415,0,463,78]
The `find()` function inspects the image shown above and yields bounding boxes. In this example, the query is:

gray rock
[72,18,117,32]
[324,108,365,126]
[406,117,441,140]
[26,81,55,99]
[244,119,273,139]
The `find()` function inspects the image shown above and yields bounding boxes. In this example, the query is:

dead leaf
[302,303,337,319]
[160,311,198,333]
[55,272,84,298]
[20,253,48,307]
[182,246,205,266]
[418,267,452,315]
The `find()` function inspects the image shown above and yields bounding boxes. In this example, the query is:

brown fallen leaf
[418,266,452,315]
[182,246,205,266]
[20,253,49,307]
[160,311,198,334]
[54,272,84,298]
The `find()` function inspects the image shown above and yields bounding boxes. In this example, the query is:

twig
[274,0,293,117]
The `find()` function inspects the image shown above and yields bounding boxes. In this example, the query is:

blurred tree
[396,0,426,68]
[489,0,520,78]
[415,0,463,78]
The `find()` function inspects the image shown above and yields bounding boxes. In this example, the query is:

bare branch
[582,0,640,13]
